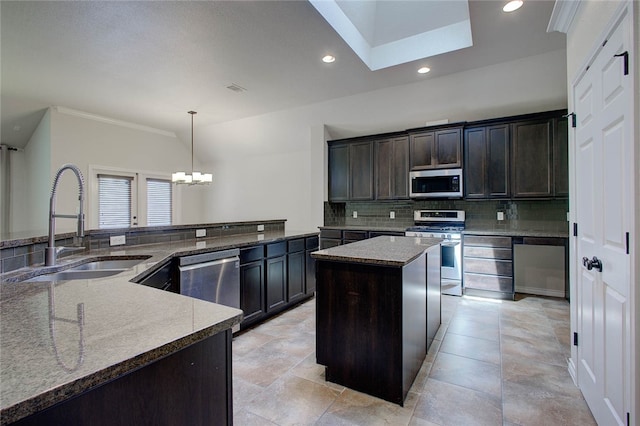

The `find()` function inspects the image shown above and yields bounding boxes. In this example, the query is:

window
[146,178,172,226]
[98,174,133,229]
[90,166,178,229]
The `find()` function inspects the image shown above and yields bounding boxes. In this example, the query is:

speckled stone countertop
[311,235,441,267]
[0,229,318,425]
[463,220,569,238]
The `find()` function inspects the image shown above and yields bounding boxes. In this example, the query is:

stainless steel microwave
[409,168,463,198]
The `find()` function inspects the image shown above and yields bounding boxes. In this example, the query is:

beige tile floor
[231,294,596,426]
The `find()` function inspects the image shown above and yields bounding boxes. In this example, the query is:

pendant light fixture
[172,111,213,185]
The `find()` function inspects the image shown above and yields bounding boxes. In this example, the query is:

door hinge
[563,112,577,128]
[573,223,578,237]
[626,232,630,255]
[573,332,578,346]
[614,51,629,75]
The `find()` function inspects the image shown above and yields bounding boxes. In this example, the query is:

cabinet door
[287,251,305,303]
[376,136,409,200]
[434,128,462,168]
[486,125,509,198]
[240,260,265,326]
[350,141,374,200]
[553,117,569,197]
[464,127,487,198]
[410,132,434,169]
[265,255,287,312]
[328,144,349,201]
[511,120,553,198]
[305,249,316,294]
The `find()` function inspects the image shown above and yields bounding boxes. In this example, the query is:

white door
[573,9,632,426]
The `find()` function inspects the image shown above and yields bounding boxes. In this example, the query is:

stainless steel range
[405,210,465,296]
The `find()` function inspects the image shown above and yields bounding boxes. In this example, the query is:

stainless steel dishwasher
[178,249,241,315]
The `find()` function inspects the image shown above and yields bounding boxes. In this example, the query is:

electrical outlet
[497,212,505,221]
[196,241,206,249]
[110,235,126,246]
[196,229,206,238]
[352,211,358,218]
[390,211,395,219]
[257,224,265,232]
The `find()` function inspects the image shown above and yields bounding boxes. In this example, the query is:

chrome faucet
[45,164,85,266]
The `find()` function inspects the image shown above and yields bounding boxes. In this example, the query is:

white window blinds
[98,174,132,229]
[146,178,172,226]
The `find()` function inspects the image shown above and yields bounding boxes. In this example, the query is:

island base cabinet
[316,255,427,406]
[12,331,233,426]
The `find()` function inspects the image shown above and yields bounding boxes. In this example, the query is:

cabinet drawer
[464,235,512,248]
[463,246,512,260]
[240,246,264,263]
[266,241,287,258]
[306,236,319,249]
[320,229,342,239]
[463,258,513,276]
[320,239,341,249]
[464,273,513,293]
[288,238,305,253]
[343,230,368,241]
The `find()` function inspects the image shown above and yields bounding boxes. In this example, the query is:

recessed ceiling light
[418,67,431,74]
[322,55,336,63]
[503,0,523,12]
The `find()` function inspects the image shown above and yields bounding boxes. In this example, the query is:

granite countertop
[463,220,569,238]
[0,229,318,424]
[311,235,441,267]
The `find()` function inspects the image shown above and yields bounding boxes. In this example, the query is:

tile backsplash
[324,199,568,228]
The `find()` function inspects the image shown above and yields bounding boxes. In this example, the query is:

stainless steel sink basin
[25,269,127,282]
[69,259,147,271]
[24,256,151,282]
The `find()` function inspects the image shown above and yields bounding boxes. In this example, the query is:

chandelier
[172,111,213,185]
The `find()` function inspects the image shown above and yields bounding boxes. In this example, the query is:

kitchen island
[312,235,441,405]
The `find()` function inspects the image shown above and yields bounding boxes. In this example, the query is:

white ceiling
[0,0,565,149]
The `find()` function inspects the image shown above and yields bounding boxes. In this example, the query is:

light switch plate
[110,235,126,246]
[257,224,265,232]
[196,229,206,238]
[353,211,358,218]
[497,212,505,221]
[390,211,395,219]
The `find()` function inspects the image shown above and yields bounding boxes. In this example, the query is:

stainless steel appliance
[405,210,465,296]
[178,248,241,331]
[409,168,463,199]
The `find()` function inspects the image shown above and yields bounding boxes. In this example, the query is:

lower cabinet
[463,235,514,300]
[240,235,318,331]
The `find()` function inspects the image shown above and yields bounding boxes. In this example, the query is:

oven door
[440,240,461,281]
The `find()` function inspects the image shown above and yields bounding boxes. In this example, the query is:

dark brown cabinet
[265,242,287,313]
[328,141,373,201]
[409,126,462,170]
[464,124,509,199]
[287,239,305,303]
[553,117,569,197]
[375,136,409,199]
[511,119,554,198]
[239,246,265,327]
[305,236,319,295]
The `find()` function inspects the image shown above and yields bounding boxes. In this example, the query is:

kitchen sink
[24,256,151,282]
[25,269,128,282]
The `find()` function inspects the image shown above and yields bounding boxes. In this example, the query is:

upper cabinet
[409,126,463,170]
[464,110,568,200]
[328,140,373,202]
[464,124,510,199]
[375,135,409,200]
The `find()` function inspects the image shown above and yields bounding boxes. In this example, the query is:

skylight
[309,0,473,71]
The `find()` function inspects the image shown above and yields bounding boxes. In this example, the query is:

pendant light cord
[188,111,196,173]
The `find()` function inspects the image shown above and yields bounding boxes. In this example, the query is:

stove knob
[441,233,446,239]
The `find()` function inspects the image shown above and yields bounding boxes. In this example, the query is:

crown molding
[52,106,177,138]
[547,0,581,34]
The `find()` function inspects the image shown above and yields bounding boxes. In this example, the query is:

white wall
[198,49,568,231]
[44,107,203,233]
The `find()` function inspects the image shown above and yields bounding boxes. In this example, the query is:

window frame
[88,165,179,230]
